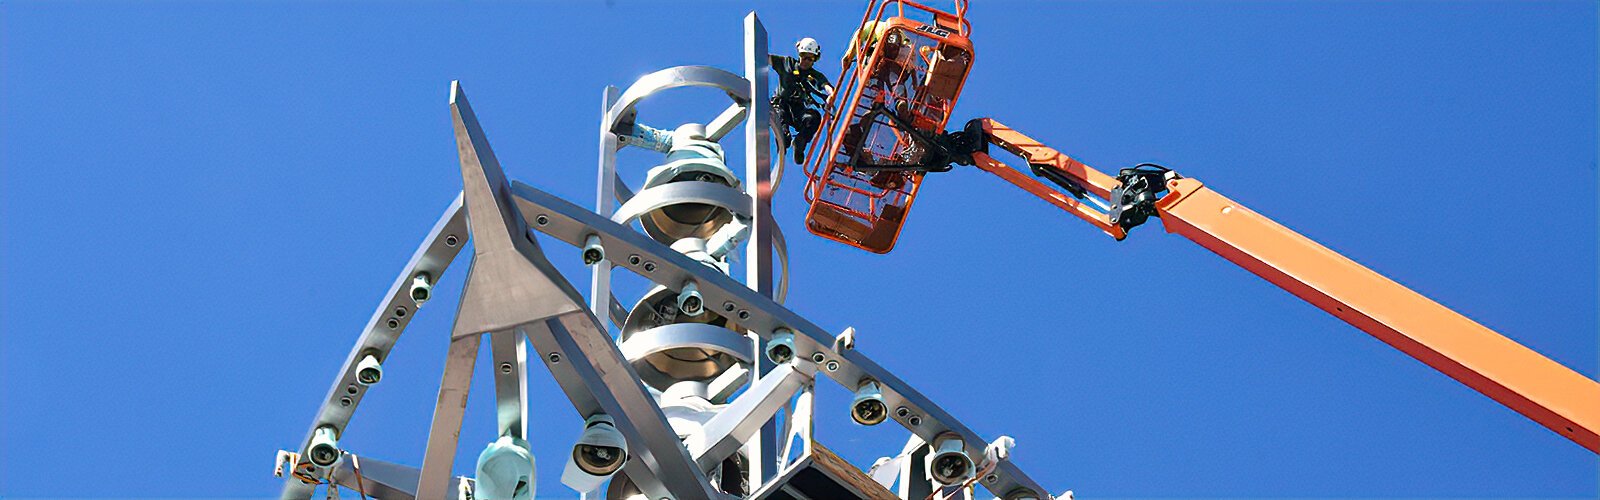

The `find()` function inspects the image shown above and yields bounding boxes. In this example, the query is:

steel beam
[593,86,621,331]
[416,333,481,500]
[330,454,470,500]
[489,329,529,440]
[741,12,781,490]
[687,363,811,471]
[525,314,723,500]
[708,363,753,403]
[707,103,749,142]
[896,435,932,500]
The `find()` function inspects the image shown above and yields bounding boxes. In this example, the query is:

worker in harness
[770,37,833,165]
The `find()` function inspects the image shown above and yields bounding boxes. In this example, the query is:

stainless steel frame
[277,11,1059,500]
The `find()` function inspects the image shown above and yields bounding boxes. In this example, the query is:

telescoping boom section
[960,118,1600,453]
[802,0,974,253]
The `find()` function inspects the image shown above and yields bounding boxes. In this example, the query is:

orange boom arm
[971,118,1600,453]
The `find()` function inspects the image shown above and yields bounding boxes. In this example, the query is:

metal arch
[612,181,754,226]
[510,181,1059,499]
[620,322,756,366]
[605,65,753,131]
[279,193,469,500]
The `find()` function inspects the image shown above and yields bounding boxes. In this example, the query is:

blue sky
[2,1,1596,498]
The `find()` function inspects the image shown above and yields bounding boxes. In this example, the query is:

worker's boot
[869,171,905,190]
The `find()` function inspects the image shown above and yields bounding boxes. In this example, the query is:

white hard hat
[796,37,821,57]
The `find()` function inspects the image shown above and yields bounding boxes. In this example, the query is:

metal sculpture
[276,13,1057,500]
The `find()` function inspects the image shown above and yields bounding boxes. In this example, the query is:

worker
[840,20,914,123]
[840,20,891,74]
[770,37,833,165]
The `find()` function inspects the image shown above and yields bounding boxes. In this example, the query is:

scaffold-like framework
[276,13,1060,500]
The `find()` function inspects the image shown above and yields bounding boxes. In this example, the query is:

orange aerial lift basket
[801,0,974,254]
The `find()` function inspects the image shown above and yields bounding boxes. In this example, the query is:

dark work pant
[774,99,820,162]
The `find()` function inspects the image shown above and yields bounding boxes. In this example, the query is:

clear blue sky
[2,1,1596,498]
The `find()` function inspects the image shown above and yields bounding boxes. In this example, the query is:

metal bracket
[1108,163,1178,230]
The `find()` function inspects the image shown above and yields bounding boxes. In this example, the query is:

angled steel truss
[277,13,1059,500]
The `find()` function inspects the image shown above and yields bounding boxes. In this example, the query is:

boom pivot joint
[1108,163,1178,230]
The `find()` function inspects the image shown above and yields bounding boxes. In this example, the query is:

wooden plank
[811,441,900,500]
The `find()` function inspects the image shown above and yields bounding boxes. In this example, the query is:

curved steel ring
[772,222,790,303]
[606,65,751,130]
[612,182,790,304]
[612,181,753,226]
[619,322,754,366]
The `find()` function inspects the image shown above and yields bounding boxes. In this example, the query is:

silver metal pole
[592,86,620,332]
[741,12,781,489]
